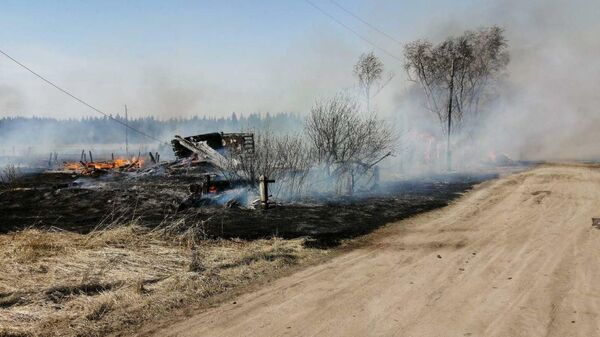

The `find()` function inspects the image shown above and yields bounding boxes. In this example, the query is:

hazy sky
[1,0,599,160]
[0,0,597,125]
[0,0,485,119]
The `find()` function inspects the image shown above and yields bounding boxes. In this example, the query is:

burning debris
[487,151,514,166]
[131,132,256,177]
[63,157,144,175]
[50,132,261,209]
[54,128,387,210]
[57,132,254,178]
[163,132,259,208]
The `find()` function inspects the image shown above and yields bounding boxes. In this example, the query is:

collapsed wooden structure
[172,132,254,159]
[165,132,255,174]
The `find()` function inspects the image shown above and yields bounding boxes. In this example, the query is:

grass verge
[0,224,329,336]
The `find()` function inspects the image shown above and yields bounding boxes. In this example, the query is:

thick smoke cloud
[385,0,600,162]
[433,0,600,160]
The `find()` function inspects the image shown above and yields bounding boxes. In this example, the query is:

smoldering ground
[0,168,498,247]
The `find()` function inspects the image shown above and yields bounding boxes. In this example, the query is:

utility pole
[446,58,455,172]
[124,104,129,157]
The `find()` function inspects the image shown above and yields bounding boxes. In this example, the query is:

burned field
[0,161,500,336]
[0,170,495,245]
[0,131,508,246]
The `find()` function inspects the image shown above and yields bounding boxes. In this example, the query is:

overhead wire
[0,48,168,145]
[328,0,403,46]
[2,3,405,142]
[303,0,403,62]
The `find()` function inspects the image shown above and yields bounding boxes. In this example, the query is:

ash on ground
[0,171,497,247]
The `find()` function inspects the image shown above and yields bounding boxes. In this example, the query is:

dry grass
[0,165,19,193]
[0,224,329,336]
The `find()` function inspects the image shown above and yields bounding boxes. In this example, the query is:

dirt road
[154,164,600,337]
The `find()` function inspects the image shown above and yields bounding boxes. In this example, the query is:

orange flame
[63,157,144,174]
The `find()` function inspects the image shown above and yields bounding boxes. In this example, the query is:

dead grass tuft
[84,295,114,321]
[0,224,329,336]
[1,230,71,263]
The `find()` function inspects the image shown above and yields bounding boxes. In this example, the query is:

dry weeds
[0,223,329,336]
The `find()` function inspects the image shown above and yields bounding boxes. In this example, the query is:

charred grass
[0,223,328,336]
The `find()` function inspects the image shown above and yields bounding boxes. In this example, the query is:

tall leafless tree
[353,52,384,113]
[404,26,509,170]
[305,93,393,192]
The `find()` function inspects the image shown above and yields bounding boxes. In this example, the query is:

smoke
[413,0,600,161]
[484,0,600,160]
[0,35,358,120]
[367,0,600,168]
[0,85,24,113]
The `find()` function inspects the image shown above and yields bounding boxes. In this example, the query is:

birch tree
[404,26,509,170]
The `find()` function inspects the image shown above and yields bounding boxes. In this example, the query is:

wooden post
[202,174,211,194]
[125,104,129,157]
[259,175,275,208]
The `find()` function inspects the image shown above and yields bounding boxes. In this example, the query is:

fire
[406,130,441,163]
[63,157,144,174]
[486,150,512,166]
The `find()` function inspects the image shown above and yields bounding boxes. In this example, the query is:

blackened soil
[0,172,496,245]
[0,172,194,232]
[190,175,495,246]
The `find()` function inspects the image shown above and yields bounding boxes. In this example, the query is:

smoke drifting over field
[0,0,598,162]
[391,0,600,162]
[472,0,600,160]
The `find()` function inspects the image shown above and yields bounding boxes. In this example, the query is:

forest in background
[0,112,303,147]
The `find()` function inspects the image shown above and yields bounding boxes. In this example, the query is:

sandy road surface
[153,164,600,337]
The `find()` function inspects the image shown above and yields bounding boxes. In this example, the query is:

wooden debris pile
[60,132,255,177]
[141,132,255,176]
[63,151,143,175]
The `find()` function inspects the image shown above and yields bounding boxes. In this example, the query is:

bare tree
[404,26,508,170]
[460,26,510,125]
[354,52,385,112]
[305,93,393,192]
[0,164,19,191]
[222,131,313,199]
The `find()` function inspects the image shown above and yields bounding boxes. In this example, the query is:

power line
[0,48,167,145]
[329,0,403,46]
[303,0,403,62]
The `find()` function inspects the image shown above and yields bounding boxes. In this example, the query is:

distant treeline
[0,112,304,145]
